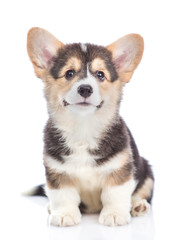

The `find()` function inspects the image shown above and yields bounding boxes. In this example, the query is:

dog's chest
[62,145,103,213]
[61,122,100,171]
[48,120,112,212]
[62,141,99,179]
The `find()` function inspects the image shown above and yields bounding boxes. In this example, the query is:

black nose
[77,84,93,98]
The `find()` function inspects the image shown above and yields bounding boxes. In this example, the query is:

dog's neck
[49,103,120,146]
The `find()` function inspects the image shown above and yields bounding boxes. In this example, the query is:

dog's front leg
[46,187,81,227]
[99,178,136,226]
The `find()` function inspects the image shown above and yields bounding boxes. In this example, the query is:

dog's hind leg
[131,177,154,217]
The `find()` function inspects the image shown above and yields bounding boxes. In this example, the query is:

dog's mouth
[63,100,104,109]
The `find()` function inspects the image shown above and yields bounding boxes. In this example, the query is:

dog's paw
[49,208,82,227]
[99,207,131,226]
[131,199,150,217]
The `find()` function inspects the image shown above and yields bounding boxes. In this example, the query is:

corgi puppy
[27,27,154,227]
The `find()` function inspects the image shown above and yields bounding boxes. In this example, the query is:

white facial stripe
[64,70,101,107]
[80,43,87,53]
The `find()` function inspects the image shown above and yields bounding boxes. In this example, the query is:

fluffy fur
[27,27,154,227]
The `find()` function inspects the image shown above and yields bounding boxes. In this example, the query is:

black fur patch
[31,184,46,197]
[50,43,118,82]
[50,44,85,79]
[87,44,118,82]
[127,128,154,203]
[90,117,128,165]
[79,202,88,213]
[44,119,71,162]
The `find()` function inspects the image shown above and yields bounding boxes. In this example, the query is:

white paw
[99,208,131,226]
[131,199,150,217]
[49,208,81,227]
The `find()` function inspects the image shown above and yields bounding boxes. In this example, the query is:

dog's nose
[77,84,93,98]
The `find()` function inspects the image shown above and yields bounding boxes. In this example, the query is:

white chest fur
[45,146,103,213]
[45,114,127,212]
[44,142,129,213]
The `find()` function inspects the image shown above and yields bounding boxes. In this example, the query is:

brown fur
[105,163,133,186]
[90,58,111,81]
[107,34,144,83]
[27,28,63,79]
[133,177,154,200]
[58,57,82,79]
[45,166,76,189]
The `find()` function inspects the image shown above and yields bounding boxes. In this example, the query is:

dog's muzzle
[63,99,104,109]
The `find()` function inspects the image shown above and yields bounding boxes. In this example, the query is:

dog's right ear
[27,27,64,78]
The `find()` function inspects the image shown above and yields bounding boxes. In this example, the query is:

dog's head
[27,28,144,118]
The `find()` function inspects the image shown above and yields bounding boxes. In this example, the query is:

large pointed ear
[27,27,64,78]
[107,34,144,83]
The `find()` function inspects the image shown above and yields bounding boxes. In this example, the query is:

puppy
[27,27,154,227]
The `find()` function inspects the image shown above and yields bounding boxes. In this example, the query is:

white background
[0,0,178,239]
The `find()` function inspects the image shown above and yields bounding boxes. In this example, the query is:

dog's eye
[96,71,105,81]
[65,70,75,80]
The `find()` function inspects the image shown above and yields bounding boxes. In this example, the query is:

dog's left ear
[107,34,144,82]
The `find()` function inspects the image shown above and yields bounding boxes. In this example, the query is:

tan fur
[105,164,132,186]
[91,58,111,81]
[93,78,124,126]
[79,188,102,213]
[99,79,123,104]
[58,57,82,78]
[44,147,134,214]
[45,57,123,111]
[133,177,154,200]
[42,59,124,127]
[103,148,134,187]
[44,75,74,102]
[107,34,144,83]
[27,27,64,79]
[27,29,138,119]
[27,28,151,226]
[45,166,76,189]
[131,178,153,217]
